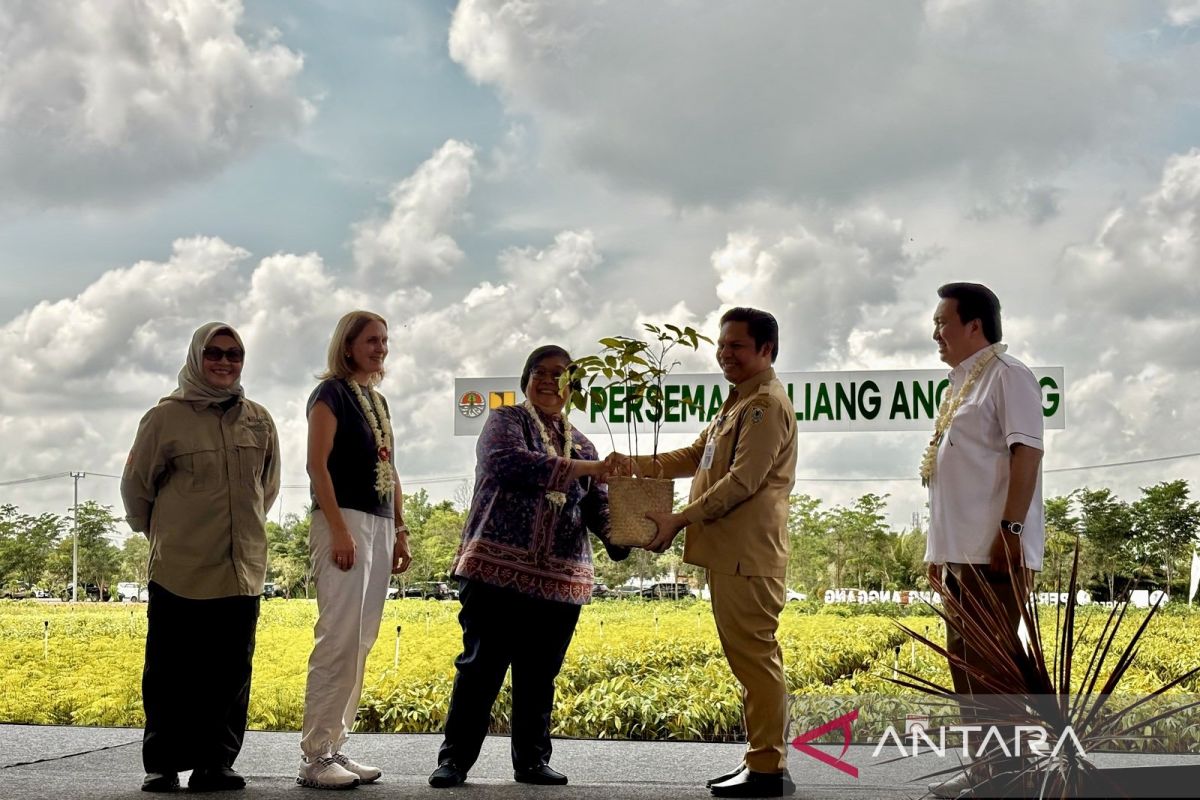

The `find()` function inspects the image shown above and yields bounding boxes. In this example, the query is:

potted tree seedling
[563,323,711,547]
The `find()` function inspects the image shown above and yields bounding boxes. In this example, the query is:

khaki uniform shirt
[121,397,281,599]
[636,368,797,577]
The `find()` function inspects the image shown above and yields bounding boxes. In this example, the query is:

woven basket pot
[607,475,674,547]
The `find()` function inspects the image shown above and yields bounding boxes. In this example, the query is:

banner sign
[822,588,1095,606]
[453,368,1065,436]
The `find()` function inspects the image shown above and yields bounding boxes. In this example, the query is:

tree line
[2,480,1197,601]
[0,502,144,599]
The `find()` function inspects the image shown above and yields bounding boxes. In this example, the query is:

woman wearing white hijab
[121,322,280,793]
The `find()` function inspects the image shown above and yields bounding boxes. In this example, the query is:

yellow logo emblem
[489,391,517,409]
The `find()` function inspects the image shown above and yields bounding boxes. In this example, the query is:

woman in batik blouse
[428,344,629,789]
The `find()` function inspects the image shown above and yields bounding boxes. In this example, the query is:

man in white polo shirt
[922,282,1044,799]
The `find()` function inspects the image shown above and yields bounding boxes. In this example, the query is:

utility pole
[70,472,86,602]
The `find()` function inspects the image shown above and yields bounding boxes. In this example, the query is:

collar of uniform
[948,345,994,384]
[733,367,776,397]
[188,395,242,412]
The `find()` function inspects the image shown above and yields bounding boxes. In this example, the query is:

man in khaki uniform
[609,307,797,798]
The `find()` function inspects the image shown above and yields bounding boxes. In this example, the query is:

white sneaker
[332,752,382,783]
[298,755,360,790]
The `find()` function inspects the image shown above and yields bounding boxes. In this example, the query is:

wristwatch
[1000,519,1024,535]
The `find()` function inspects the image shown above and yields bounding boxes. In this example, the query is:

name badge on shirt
[699,414,725,470]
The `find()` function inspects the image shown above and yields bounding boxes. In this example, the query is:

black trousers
[438,579,581,773]
[142,581,260,773]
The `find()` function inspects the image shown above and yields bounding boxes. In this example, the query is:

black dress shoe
[707,764,746,788]
[514,764,568,785]
[428,762,467,788]
[710,768,795,798]
[142,772,180,793]
[187,766,246,792]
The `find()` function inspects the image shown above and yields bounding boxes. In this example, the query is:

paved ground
[3,725,1200,800]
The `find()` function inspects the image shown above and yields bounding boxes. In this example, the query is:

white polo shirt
[925,346,1045,571]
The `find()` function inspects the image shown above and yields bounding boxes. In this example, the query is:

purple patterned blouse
[452,404,629,605]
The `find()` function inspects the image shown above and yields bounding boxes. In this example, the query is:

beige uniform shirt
[121,397,281,599]
[636,368,797,577]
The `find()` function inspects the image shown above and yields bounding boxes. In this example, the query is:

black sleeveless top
[307,379,393,518]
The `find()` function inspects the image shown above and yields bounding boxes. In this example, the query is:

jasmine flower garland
[347,379,395,502]
[920,343,1006,487]
[524,399,573,509]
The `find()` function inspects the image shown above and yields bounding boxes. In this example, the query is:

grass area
[2,599,1197,748]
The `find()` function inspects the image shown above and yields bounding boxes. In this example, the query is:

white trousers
[300,507,394,758]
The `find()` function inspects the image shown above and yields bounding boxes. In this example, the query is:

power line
[1044,451,1200,474]
[12,472,471,488]
[4,451,1199,490]
[0,472,70,487]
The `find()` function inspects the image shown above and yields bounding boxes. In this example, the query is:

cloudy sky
[2,0,1199,535]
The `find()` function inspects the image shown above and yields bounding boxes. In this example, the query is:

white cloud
[1037,150,1200,479]
[2,95,1199,539]
[0,140,630,524]
[1058,149,1200,324]
[0,0,313,208]
[1166,0,1200,25]
[0,237,250,408]
[967,184,1063,226]
[704,208,918,368]
[386,228,628,454]
[448,0,1181,206]
[351,139,478,282]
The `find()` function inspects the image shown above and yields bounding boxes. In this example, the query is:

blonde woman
[298,311,412,790]
[121,322,280,793]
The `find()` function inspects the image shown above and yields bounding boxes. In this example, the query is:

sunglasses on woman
[202,346,245,363]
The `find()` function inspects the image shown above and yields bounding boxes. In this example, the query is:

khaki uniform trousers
[709,570,788,773]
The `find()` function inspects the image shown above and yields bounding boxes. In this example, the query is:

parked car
[591,582,616,599]
[61,583,111,602]
[399,581,452,600]
[262,582,286,600]
[615,585,645,599]
[786,589,809,602]
[640,582,695,600]
[1,581,33,599]
[116,582,144,602]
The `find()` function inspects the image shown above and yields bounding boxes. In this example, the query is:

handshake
[602,452,642,478]
[571,452,643,483]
